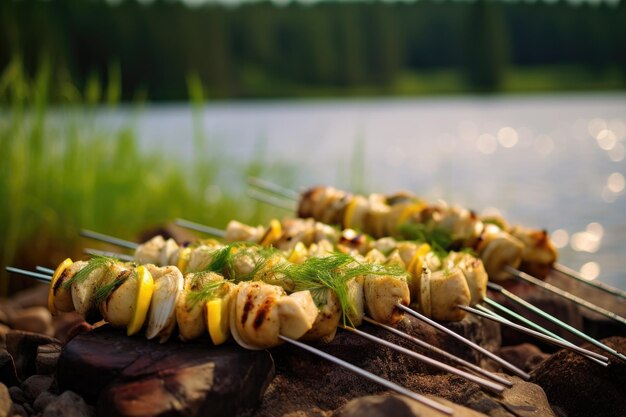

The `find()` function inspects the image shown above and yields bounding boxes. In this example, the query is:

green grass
[0,58,295,296]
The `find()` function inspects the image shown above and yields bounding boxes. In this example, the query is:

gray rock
[22,403,33,415]
[58,326,275,417]
[33,392,56,412]
[8,308,53,337]
[21,375,53,401]
[333,394,488,417]
[42,391,94,417]
[35,345,60,375]
[6,331,59,381]
[0,383,12,417]
[7,388,25,405]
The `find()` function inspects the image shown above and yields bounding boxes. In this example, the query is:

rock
[35,344,61,375]
[58,326,275,417]
[9,403,26,417]
[33,392,56,412]
[5,331,59,381]
[498,344,549,373]
[21,375,53,401]
[42,391,94,417]
[8,307,54,337]
[333,394,488,417]
[0,350,18,387]
[531,336,626,417]
[22,403,34,415]
[0,383,12,417]
[52,313,85,343]
[5,286,49,311]
[0,325,11,348]
[7,387,25,404]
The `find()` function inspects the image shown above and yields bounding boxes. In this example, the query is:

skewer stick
[488,282,626,362]
[174,218,226,238]
[5,267,52,283]
[278,335,453,415]
[340,325,505,394]
[475,303,608,366]
[247,189,297,211]
[247,177,300,200]
[85,249,135,262]
[395,303,531,380]
[505,266,626,327]
[553,263,626,300]
[363,317,513,387]
[458,305,612,364]
[80,229,138,250]
[36,266,55,275]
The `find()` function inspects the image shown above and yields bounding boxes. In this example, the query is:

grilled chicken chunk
[73,262,126,317]
[477,224,524,282]
[135,235,166,265]
[277,290,319,339]
[176,271,224,341]
[300,288,341,343]
[99,269,135,327]
[52,260,87,313]
[363,274,410,326]
[429,268,470,322]
[510,226,558,279]
[445,253,488,306]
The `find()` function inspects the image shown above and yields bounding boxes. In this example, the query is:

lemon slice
[343,198,358,229]
[127,266,154,336]
[176,247,192,273]
[287,242,307,264]
[206,294,231,345]
[259,219,282,246]
[47,258,73,315]
[396,203,426,229]
[407,243,431,277]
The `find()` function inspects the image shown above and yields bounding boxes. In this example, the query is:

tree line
[1,0,625,100]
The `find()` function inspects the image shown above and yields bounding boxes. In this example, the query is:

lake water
[95,93,626,288]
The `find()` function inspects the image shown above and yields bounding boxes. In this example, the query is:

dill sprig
[63,255,118,289]
[275,253,408,326]
[397,223,452,259]
[186,277,231,307]
[94,270,133,304]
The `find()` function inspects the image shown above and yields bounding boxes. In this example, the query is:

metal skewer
[174,219,226,238]
[488,282,626,362]
[363,317,513,387]
[395,303,531,380]
[248,177,301,200]
[458,305,611,364]
[473,304,608,366]
[80,229,139,250]
[340,325,505,393]
[6,267,52,283]
[278,335,453,415]
[505,266,626,326]
[553,263,626,300]
[36,266,55,275]
[85,249,135,262]
[247,189,297,211]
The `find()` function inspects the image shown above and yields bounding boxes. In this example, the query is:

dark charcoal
[58,325,275,417]
[531,336,626,417]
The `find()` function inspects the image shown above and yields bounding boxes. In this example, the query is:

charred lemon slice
[127,266,154,336]
[206,294,231,345]
[396,203,426,229]
[343,198,359,229]
[176,247,192,273]
[48,258,73,315]
[259,219,282,246]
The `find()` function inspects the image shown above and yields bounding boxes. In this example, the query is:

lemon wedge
[259,219,282,246]
[176,247,192,273]
[343,198,358,229]
[127,265,154,336]
[396,203,426,229]
[206,293,231,345]
[48,258,73,315]
[407,243,431,277]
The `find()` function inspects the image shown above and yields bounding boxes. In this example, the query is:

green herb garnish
[63,255,118,289]
[397,223,453,259]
